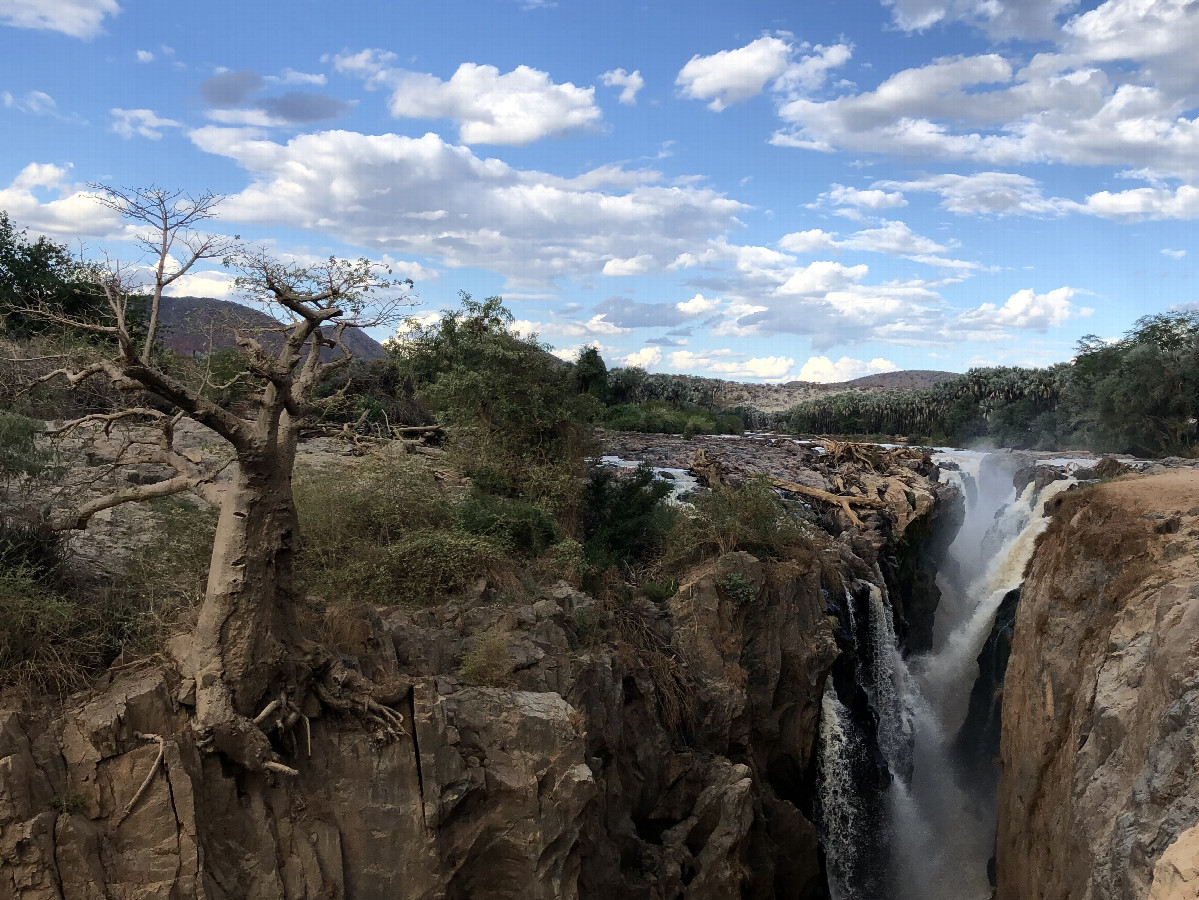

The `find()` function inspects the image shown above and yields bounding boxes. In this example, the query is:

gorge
[0,432,1196,899]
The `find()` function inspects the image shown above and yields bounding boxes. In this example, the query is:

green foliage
[716,572,757,607]
[603,401,743,436]
[458,487,560,557]
[295,456,514,606]
[391,293,600,511]
[50,792,88,815]
[0,498,214,694]
[581,464,675,571]
[0,411,57,483]
[0,212,141,343]
[642,578,679,603]
[575,346,610,401]
[670,476,808,564]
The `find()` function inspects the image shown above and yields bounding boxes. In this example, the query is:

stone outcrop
[0,437,956,899]
[996,470,1199,900]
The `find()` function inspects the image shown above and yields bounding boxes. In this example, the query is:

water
[819,686,861,899]
[817,451,1076,899]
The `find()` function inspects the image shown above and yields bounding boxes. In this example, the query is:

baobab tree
[26,186,411,774]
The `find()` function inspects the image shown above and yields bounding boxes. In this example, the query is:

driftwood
[770,477,886,528]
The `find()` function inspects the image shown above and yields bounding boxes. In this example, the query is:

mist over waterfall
[816,452,1076,899]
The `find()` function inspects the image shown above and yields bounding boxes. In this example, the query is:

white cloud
[271,68,327,86]
[135,49,153,63]
[778,229,840,254]
[1082,184,1199,220]
[336,53,601,145]
[624,346,662,368]
[879,172,1078,216]
[958,286,1090,330]
[778,220,980,270]
[111,108,181,140]
[1162,248,1187,258]
[798,355,899,383]
[0,0,120,39]
[709,355,795,379]
[600,68,644,105]
[0,162,124,239]
[883,0,1077,39]
[822,183,907,211]
[602,254,653,276]
[162,269,238,299]
[187,128,745,289]
[1,89,55,114]
[676,293,719,315]
[677,36,792,111]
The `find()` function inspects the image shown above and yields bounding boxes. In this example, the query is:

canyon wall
[997,471,1199,900]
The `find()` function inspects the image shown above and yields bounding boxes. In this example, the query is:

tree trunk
[178,437,303,769]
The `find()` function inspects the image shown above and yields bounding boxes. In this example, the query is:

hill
[157,296,387,360]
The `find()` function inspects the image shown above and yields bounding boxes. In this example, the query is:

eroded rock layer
[997,470,1199,900]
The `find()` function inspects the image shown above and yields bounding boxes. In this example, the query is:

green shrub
[458,488,560,557]
[295,456,516,606]
[716,572,757,606]
[669,477,808,565]
[0,519,64,584]
[581,464,676,571]
[0,411,57,483]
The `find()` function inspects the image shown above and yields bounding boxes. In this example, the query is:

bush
[0,411,57,483]
[581,464,676,571]
[460,628,515,686]
[459,488,560,557]
[669,476,808,565]
[295,455,516,606]
[716,572,757,606]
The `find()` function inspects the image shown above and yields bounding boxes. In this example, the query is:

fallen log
[770,477,886,528]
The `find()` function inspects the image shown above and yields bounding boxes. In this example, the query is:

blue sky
[2,0,1197,382]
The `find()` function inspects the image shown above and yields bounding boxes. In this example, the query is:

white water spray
[819,686,861,899]
[886,464,1076,898]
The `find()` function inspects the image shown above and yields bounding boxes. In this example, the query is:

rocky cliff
[997,470,1199,900]
[0,438,956,900]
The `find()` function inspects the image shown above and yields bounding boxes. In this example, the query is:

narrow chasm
[814,451,1076,900]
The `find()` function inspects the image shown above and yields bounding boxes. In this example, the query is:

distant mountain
[156,296,387,361]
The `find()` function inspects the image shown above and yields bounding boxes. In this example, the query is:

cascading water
[816,452,1076,899]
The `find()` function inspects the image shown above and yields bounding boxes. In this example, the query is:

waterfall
[819,686,861,900]
[816,450,1076,899]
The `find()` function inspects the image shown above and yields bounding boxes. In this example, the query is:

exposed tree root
[114,732,165,825]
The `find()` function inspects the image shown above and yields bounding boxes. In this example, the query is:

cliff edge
[997,470,1199,900]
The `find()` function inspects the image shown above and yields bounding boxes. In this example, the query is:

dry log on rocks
[770,477,886,528]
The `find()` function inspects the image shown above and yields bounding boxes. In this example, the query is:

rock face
[0,438,955,899]
[996,470,1199,900]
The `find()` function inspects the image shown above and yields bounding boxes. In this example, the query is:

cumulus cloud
[0,162,124,238]
[602,254,653,276]
[0,0,120,39]
[878,172,1078,216]
[186,128,745,289]
[819,183,907,211]
[162,269,239,299]
[135,49,153,63]
[1082,184,1199,220]
[601,68,644,105]
[270,68,327,86]
[676,293,719,315]
[2,89,55,114]
[335,53,602,145]
[625,346,662,368]
[1162,248,1187,258]
[771,16,1199,182]
[798,356,899,383]
[199,69,348,126]
[778,220,980,269]
[110,108,182,140]
[256,92,351,124]
[882,0,1077,40]
[676,36,851,111]
[958,286,1090,331]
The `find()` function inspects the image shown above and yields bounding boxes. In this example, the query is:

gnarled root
[313,662,406,741]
